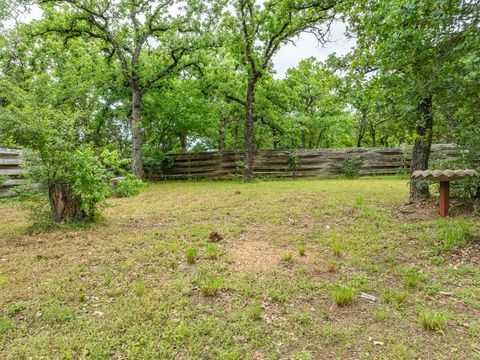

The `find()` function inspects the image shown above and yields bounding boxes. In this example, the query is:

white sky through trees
[15,4,355,79]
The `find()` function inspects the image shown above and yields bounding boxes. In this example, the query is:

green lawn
[0,178,479,359]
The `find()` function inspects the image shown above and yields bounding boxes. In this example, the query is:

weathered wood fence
[145,144,463,180]
[0,144,465,197]
[0,148,24,198]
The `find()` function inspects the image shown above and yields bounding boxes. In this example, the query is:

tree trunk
[369,122,376,147]
[179,134,188,153]
[244,77,257,181]
[49,183,86,222]
[410,96,434,203]
[219,117,227,153]
[129,85,144,178]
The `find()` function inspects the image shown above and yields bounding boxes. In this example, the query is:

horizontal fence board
[146,144,465,181]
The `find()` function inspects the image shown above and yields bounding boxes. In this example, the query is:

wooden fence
[0,144,465,197]
[0,148,24,198]
[145,144,463,180]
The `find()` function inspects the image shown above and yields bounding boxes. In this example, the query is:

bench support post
[439,181,450,217]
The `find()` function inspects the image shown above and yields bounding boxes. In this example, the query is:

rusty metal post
[439,181,450,217]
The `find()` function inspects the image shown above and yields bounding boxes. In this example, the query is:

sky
[16,5,356,79]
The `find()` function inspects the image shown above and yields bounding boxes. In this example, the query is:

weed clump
[333,286,356,307]
[200,277,223,297]
[186,247,198,264]
[418,309,447,332]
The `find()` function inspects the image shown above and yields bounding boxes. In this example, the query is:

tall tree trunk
[219,117,227,153]
[129,85,144,178]
[179,134,188,153]
[410,96,434,203]
[244,77,257,181]
[315,128,326,148]
[369,122,376,147]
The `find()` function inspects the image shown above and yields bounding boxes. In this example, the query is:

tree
[223,0,338,180]
[345,0,480,202]
[33,0,219,177]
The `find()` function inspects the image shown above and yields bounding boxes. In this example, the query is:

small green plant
[431,255,445,266]
[336,155,360,179]
[418,309,447,332]
[382,289,409,305]
[283,252,293,263]
[133,280,146,296]
[248,301,263,320]
[43,304,74,324]
[355,196,364,206]
[287,151,301,178]
[0,317,14,337]
[402,268,425,289]
[372,308,389,322]
[331,242,342,257]
[200,276,223,297]
[6,302,26,316]
[206,244,222,260]
[327,260,340,273]
[115,174,145,198]
[333,286,356,307]
[438,220,474,252]
[186,247,198,264]
[298,245,306,256]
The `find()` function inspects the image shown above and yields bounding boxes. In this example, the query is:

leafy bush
[336,155,360,179]
[115,174,145,198]
[287,151,301,177]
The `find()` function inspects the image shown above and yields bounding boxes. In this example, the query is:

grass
[0,178,478,358]
[333,286,356,307]
[186,246,198,264]
[418,309,447,332]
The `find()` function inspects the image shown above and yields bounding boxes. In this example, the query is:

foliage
[115,174,145,198]
[336,155,360,179]
[200,276,223,297]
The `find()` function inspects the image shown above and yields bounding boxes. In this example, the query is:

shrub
[200,277,223,297]
[336,155,360,179]
[333,286,356,307]
[115,174,145,198]
[186,247,198,264]
[287,151,301,177]
[418,309,447,332]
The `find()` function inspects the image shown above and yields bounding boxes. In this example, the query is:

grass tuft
[333,286,356,307]
[331,242,342,257]
[186,246,198,264]
[298,245,306,256]
[418,309,447,332]
[43,304,73,324]
[205,244,222,260]
[402,267,425,289]
[248,301,263,320]
[0,317,14,338]
[200,276,223,297]
[282,252,293,263]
